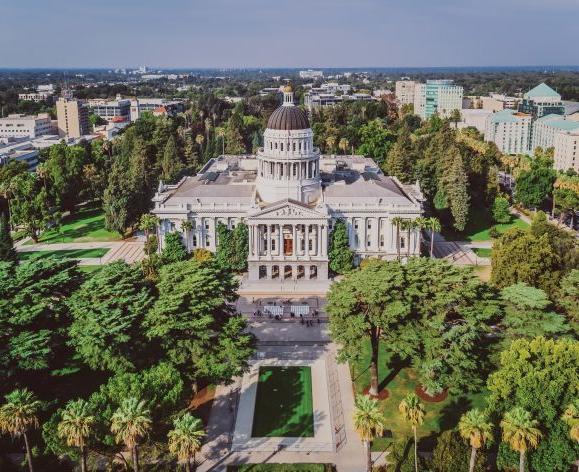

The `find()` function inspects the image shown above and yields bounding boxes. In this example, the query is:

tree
[160,136,183,183]
[328,219,354,274]
[0,212,16,263]
[327,261,412,396]
[353,395,386,472]
[391,217,404,261]
[556,269,579,323]
[138,213,159,257]
[44,143,87,212]
[385,129,415,183]
[338,137,349,155]
[492,195,511,223]
[357,119,396,164]
[430,430,486,472]
[57,399,95,472]
[110,397,152,472]
[561,399,579,444]
[103,159,133,237]
[231,223,249,272]
[144,258,254,389]
[67,261,155,372]
[458,409,493,472]
[501,407,542,472]
[501,283,569,338]
[161,231,188,264]
[515,159,556,208]
[167,413,205,472]
[442,148,470,231]
[215,223,234,270]
[0,389,41,472]
[398,393,425,472]
[425,217,441,258]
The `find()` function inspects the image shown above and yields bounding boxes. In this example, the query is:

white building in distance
[485,109,532,155]
[414,80,463,119]
[0,113,55,139]
[152,86,423,284]
[554,130,579,171]
[299,70,323,79]
[532,114,579,153]
[395,80,416,106]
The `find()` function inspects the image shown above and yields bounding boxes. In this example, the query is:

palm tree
[398,393,425,472]
[501,407,542,472]
[57,399,95,472]
[459,409,493,472]
[180,220,194,252]
[391,217,404,261]
[110,397,152,472]
[338,138,349,155]
[326,136,337,154]
[168,413,205,472]
[215,127,225,155]
[399,219,415,259]
[138,213,159,256]
[353,395,386,472]
[195,134,204,156]
[561,399,579,444]
[426,217,441,258]
[0,389,42,472]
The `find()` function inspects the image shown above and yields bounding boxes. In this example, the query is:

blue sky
[1,0,578,68]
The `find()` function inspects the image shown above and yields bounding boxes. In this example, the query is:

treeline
[0,252,254,470]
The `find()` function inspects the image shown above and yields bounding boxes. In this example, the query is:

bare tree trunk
[469,446,477,472]
[81,445,87,472]
[132,446,139,472]
[519,451,525,472]
[366,440,372,472]
[369,329,379,396]
[413,426,418,472]
[430,229,435,258]
[23,432,34,472]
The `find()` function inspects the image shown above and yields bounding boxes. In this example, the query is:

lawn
[350,341,487,451]
[25,207,120,244]
[472,265,492,282]
[251,366,314,438]
[443,205,528,242]
[78,265,103,273]
[227,465,333,472]
[19,248,109,261]
[472,247,492,258]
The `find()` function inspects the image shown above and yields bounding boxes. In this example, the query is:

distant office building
[395,80,416,106]
[304,90,375,111]
[553,130,579,171]
[37,84,55,93]
[299,70,323,79]
[0,113,54,139]
[532,114,579,153]
[129,98,186,121]
[18,91,54,103]
[414,80,463,119]
[480,93,520,112]
[457,109,493,134]
[485,110,532,155]
[56,97,90,138]
[88,95,131,122]
[259,87,283,97]
[518,83,565,118]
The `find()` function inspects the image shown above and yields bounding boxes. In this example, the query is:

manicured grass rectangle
[19,248,109,261]
[472,247,492,258]
[251,366,314,438]
[25,207,120,244]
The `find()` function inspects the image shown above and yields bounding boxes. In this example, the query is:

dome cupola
[266,85,310,131]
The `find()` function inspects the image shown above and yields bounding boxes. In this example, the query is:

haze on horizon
[1,0,578,69]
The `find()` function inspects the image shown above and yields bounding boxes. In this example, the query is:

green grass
[19,248,109,261]
[25,207,120,244]
[443,205,528,242]
[78,265,103,273]
[472,247,492,258]
[251,366,314,438]
[227,465,333,472]
[351,341,487,451]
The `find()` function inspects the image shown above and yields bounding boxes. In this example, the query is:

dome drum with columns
[152,85,424,285]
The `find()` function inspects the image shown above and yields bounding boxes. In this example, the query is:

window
[400,237,405,249]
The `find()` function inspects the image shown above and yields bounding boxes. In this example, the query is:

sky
[1,0,578,69]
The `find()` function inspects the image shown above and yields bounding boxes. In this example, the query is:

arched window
[281,142,284,151]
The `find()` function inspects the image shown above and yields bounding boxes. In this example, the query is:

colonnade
[258,158,319,181]
[249,223,328,259]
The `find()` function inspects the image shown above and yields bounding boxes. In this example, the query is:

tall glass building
[414,80,463,119]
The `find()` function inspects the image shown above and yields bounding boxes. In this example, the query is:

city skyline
[1,0,578,68]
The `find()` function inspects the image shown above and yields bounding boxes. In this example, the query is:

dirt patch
[363,386,390,400]
[415,385,448,403]
[188,385,216,425]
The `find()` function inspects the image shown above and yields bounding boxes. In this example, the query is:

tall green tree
[103,158,133,237]
[161,231,188,264]
[328,219,354,274]
[160,135,183,183]
[57,399,95,472]
[0,212,17,263]
[353,395,386,472]
[0,389,41,472]
[67,261,155,372]
[110,397,152,472]
[492,195,511,223]
[442,147,470,231]
[515,158,556,208]
[167,413,205,472]
[357,118,396,164]
[44,143,87,212]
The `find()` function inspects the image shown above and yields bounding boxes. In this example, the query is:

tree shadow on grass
[438,396,474,431]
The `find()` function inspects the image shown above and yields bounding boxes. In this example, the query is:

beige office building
[395,80,416,106]
[56,97,90,138]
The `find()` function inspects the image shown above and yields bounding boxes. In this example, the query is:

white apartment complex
[553,130,579,171]
[485,110,532,155]
[0,113,55,138]
[532,114,579,153]
[395,80,416,106]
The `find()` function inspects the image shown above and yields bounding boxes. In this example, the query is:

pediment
[249,199,327,220]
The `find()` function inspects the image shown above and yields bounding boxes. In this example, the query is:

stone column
[292,224,297,256]
[266,224,271,257]
[322,224,328,257]
[362,217,367,251]
[317,224,323,256]
[305,224,310,257]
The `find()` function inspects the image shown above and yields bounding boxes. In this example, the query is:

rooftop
[524,83,561,100]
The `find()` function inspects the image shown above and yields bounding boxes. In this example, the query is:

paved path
[15,240,145,264]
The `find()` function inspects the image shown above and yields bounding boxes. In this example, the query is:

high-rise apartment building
[532,114,579,152]
[395,80,416,106]
[485,110,532,155]
[56,97,90,138]
[414,80,463,119]
[553,130,579,171]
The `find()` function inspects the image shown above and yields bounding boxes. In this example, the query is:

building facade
[518,83,565,119]
[0,113,54,139]
[56,97,90,138]
[414,80,463,120]
[485,109,532,155]
[152,86,423,283]
[532,114,579,153]
[395,80,416,106]
[88,96,131,122]
[554,130,579,171]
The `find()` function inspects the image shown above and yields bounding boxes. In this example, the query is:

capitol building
[152,86,423,283]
